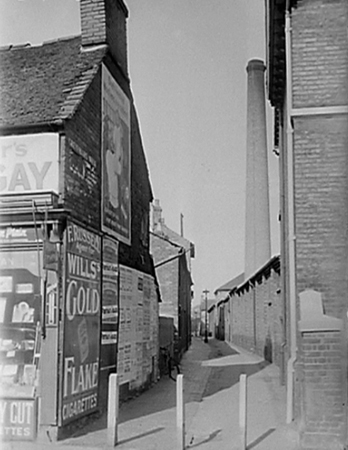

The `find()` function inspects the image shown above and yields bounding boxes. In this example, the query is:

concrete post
[107,373,119,447]
[239,374,247,450]
[244,59,271,279]
[176,374,185,449]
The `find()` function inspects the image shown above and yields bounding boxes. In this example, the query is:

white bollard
[176,374,185,450]
[107,373,119,447]
[239,374,247,450]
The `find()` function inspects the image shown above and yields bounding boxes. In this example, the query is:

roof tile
[0,36,106,128]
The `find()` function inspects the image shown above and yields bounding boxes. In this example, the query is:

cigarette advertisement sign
[0,133,59,194]
[61,222,101,425]
[0,398,37,441]
[101,65,131,245]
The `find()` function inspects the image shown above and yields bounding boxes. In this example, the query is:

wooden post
[239,374,247,450]
[176,374,185,449]
[107,373,119,447]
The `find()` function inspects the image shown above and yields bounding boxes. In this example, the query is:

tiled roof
[0,36,106,128]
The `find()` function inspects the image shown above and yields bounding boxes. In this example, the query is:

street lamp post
[203,289,209,343]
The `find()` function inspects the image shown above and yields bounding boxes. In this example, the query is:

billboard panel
[101,65,131,244]
[0,133,59,194]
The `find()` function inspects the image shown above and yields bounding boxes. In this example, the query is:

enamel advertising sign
[0,133,59,194]
[61,222,101,425]
[0,398,37,441]
[101,65,131,245]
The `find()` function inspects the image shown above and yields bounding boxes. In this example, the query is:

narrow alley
[4,338,298,450]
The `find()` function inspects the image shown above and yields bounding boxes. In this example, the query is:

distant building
[214,273,244,302]
[150,199,195,356]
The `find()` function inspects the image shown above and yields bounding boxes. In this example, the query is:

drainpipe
[285,0,297,424]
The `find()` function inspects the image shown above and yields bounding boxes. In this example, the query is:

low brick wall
[299,330,346,449]
[225,257,283,368]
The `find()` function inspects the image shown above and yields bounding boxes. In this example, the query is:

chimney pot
[80,0,129,75]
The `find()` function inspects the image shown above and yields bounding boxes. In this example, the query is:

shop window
[0,248,56,398]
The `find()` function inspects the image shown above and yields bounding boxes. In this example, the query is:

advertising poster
[0,133,59,194]
[61,222,101,425]
[101,237,119,369]
[101,65,131,245]
[101,238,119,341]
[117,266,158,388]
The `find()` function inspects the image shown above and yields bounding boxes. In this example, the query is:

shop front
[0,132,105,441]
[0,222,59,441]
[0,216,105,441]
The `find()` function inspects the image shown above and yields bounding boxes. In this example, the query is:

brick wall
[80,0,107,46]
[294,116,348,318]
[292,0,348,109]
[292,0,348,319]
[229,287,254,351]
[178,254,192,352]
[299,331,346,449]
[290,0,348,446]
[81,0,128,75]
[228,265,283,367]
[150,234,179,323]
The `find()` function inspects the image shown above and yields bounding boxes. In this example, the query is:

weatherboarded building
[0,0,159,442]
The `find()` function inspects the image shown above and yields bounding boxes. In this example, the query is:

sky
[0,0,279,305]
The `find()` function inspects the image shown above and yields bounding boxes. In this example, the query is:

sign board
[0,133,59,194]
[101,65,131,245]
[0,227,43,245]
[0,398,37,441]
[61,222,101,425]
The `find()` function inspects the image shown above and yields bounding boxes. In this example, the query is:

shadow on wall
[264,334,273,364]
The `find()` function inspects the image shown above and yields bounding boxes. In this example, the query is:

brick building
[0,0,159,442]
[150,200,194,357]
[267,0,348,448]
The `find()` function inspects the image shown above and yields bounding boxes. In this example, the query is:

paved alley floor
[3,338,299,450]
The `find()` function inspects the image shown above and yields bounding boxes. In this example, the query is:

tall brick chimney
[244,59,271,279]
[80,0,128,74]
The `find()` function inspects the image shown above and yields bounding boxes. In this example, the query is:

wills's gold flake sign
[61,222,101,425]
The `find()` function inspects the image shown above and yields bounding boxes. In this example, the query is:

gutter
[154,248,186,269]
[0,119,64,136]
[285,0,297,424]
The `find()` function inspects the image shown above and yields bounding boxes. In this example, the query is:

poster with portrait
[101,64,131,245]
